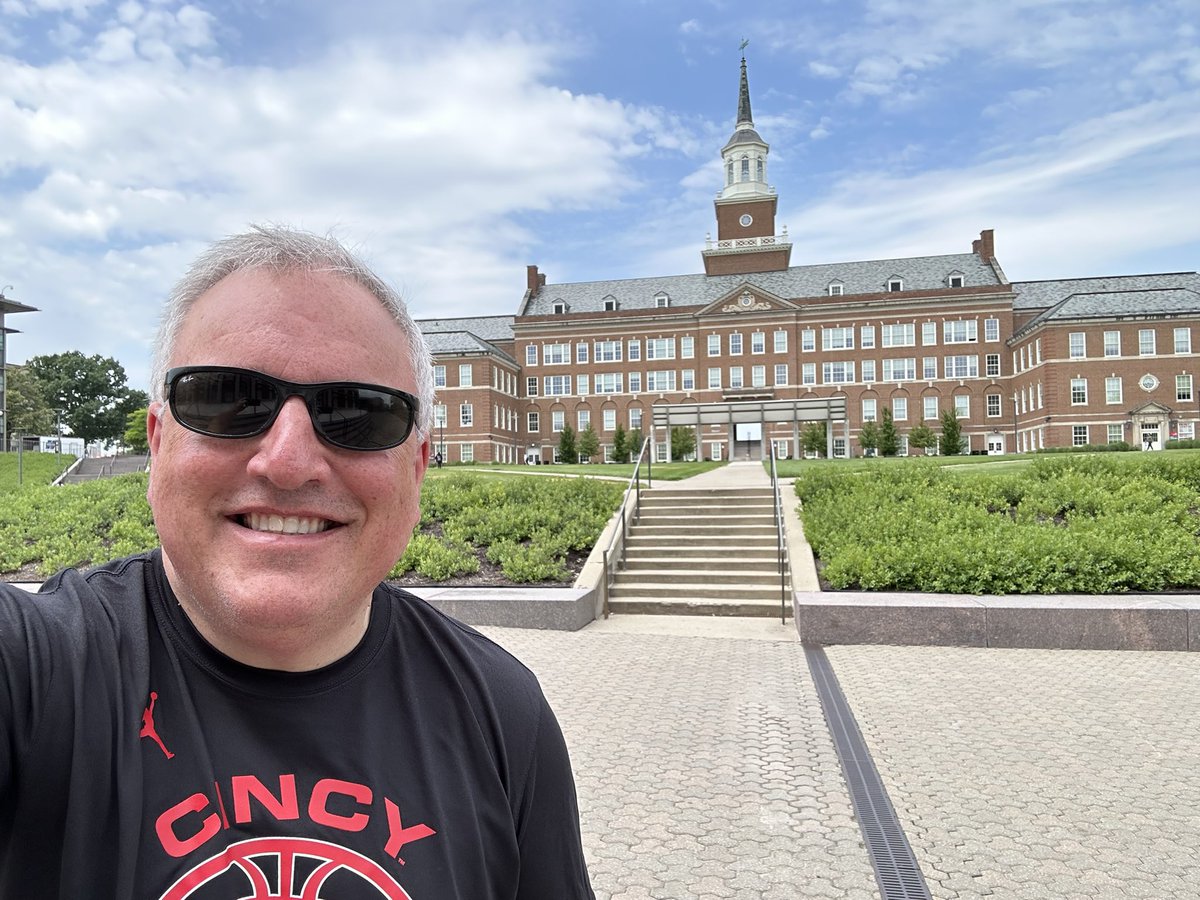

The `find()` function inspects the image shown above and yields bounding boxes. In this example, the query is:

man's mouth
[239,512,335,534]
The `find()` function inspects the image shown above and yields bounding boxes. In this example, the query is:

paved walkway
[482,618,1200,899]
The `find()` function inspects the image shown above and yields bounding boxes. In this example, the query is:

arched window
[726,161,734,185]
[740,156,750,179]
[756,158,764,181]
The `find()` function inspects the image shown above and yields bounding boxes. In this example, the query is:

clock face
[739,293,754,307]
[739,213,753,227]
[1139,374,1159,392]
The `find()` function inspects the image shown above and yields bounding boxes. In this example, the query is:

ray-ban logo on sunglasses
[165,366,419,451]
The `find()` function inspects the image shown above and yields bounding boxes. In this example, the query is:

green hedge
[795,454,1200,594]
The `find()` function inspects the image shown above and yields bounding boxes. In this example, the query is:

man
[0,226,595,898]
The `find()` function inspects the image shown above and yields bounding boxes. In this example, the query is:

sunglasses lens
[171,370,280,437]
[313,386,414,450]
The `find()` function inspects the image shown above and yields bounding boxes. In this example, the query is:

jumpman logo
[140,691,175,760]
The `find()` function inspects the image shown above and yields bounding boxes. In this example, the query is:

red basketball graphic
[160,837,413,899]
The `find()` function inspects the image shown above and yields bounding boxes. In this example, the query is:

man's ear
[147,402,166,457]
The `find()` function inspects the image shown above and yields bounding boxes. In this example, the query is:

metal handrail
[599,436,653,618]
[769,443,790,624]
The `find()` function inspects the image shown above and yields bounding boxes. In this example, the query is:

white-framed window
[984,318,1000,342]
[628,339,641,361]
[1107,423,1124,444]
[707,334,720,356]
[576,343,589,364]
[1035,339,1042,364]
[1178,374,1194,402]
[860,325,876,349]
[655,442,669,463]
[527,411,540,432]
[525,345,538,366]
[832,437,847,458]
[893,397,908,421]
[949,274,965,288]
[887,277,903,292]
[862,398,877,422]
[1106,377,1123,404]
[629,408,642,430]
[647,370,676,392]
[1068,332,1086,359]
[552,410,565,432]
[923,396,938,420]
[1070,378,1088,404]
[923,357,938,380]
[543,343,570,364]
[882,358,916,382]
[707,368,722,389]
[774,331,788,353]
[1139,329,1156,355]
[881,323,915,347]
[460,403,473,427]
[986,354,1001,377]
[646,338,676,360]
[986,394,1001,417]
[801,329,816,352]
[544,375,572,396]
[682,369,695,391]
[628,372,642,392]
[1072,425,1088,447]
[862,359,876,382]
[526,376,538,397]
[460,443,474,463]
[944,355,979,378]
[1037,383,1044,408]
[681,336,694,358]
[751,332,766,354]
[434,404,447,428]
[729,366,744,389]
[943,320,978,344]
[1104,331,1121,357]
[595,340,622,362]
[801,363,816,385]
[603,408,617,431]
[576,374,589,396]
[577,410,590,431]
[822,361,855,384]
[1175,327,1192,354]
[822,327,854,351]
[458,363,473,387]
[655,292,670,308]
[729,333,743,355]
[954,395,970,418]
[828,282,844,296]
[751,365,766,388]
[433,365,446,388]
[603,297,617,312]
[595,373,622,394]
[921,322,937,346]
[1179,421,1196,440]
[774,364,788,386]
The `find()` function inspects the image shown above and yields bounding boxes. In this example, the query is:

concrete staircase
[608,485,791,617]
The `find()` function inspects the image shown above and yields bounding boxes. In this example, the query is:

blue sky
[2,0,1198,391]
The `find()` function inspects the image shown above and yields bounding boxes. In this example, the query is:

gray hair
[151,224,434,441]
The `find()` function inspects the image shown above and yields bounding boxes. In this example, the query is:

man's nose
[245,396,331,488]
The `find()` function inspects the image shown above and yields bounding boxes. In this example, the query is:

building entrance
[1141,423,1161,451]
[734,423,763,460]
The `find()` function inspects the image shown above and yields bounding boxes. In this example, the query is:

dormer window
[887,277,903,292]
[655,292,670,309]
[552,300,567,315]
[603,295,618,312]
[828,281,844,297]
[947,272,965,288]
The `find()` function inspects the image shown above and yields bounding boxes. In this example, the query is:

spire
[737,56,753,127]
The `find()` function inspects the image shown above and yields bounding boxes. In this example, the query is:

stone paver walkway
[482,620,1200,899]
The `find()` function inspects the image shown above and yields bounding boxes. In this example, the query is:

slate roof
[419,314,513,341]
[1011,273,1200,311]
[421,330,517,366]
[520,252,1002,317]
[1013,286,1200,339]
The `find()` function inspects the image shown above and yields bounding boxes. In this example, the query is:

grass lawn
[0,451,74,492]
[433,460,725,481]
[770,450,1159,478]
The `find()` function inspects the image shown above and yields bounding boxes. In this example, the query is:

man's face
[147,268,429,667]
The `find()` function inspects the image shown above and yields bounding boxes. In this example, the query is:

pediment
[696,283,799,317]
[1129,401,1172,417]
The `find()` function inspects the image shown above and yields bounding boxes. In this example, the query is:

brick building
[420,60,1200,463]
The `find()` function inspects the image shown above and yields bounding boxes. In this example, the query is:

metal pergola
[650,396,849,460]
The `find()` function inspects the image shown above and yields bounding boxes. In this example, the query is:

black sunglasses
[165,366,419,451]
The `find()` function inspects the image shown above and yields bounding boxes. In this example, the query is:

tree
[123,407,149,454]
[940,407,965,456]
[4,367,55,436]
[25,352,147,446]
[670,425,696,461]
[557,423,577,463]
[627,428,644,462]
[858,419,880,457]
[908,422,937,455]
[878,406,901,457]
[577,423,600,462]
[611,423,627,463]
[800,421,827,458]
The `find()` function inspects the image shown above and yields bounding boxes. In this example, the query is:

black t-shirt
[0,552,594,899]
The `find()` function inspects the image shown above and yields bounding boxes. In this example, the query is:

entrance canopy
[651,396,848,430]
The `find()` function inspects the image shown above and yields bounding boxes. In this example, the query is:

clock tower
[702,56,792,276]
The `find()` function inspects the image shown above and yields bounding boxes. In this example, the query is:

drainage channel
[803,643,933,900]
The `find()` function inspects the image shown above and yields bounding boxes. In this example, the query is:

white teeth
[246,512,330,534]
